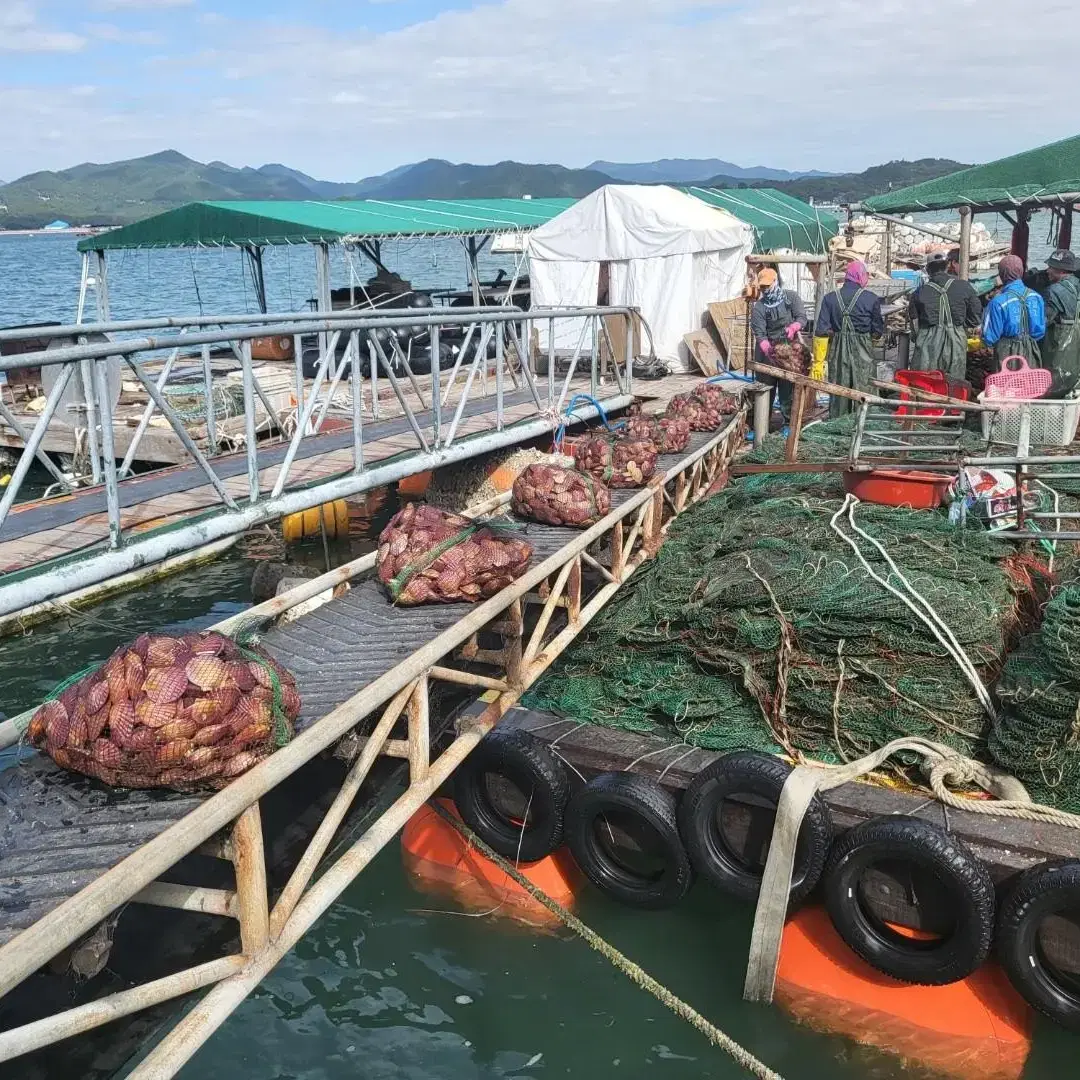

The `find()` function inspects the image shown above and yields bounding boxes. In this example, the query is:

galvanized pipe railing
[0,304,640,619]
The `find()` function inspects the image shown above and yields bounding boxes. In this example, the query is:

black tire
[453,729,569,863]
[822,815,995,985]
[677,751,832,904]
[566,772,692,909]
[997,860,1080,1030]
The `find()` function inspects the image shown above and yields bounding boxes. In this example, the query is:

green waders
[912,279,968,381]
[1043,281,1080,399]
[993,289,1041,370]
[826,287,877,419]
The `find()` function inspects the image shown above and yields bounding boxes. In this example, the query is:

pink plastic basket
[983,355,1051,400]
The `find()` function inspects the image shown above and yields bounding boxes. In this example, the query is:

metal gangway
[0,304,640,626]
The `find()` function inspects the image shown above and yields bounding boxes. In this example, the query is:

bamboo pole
[428,666,509,693]
[232,804,268,957]
[407,678,430,784]
[0,957,244,1064]
[133,883,238,919]
[523,560,575,665]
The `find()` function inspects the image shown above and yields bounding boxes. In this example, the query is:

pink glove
[785,323,801,341]
[760,339,774,357]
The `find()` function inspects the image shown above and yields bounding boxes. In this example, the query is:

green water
[4,558,1080,1080]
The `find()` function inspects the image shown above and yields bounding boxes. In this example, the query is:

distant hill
[702,159,969,205]
[0,151,970,230]
[590,158,833,183]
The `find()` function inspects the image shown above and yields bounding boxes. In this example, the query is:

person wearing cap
[981,254,1045,368]
[750,267,807,422]
[907,249,982,379]
[815,260,885,417]
[1041,249,1080,397]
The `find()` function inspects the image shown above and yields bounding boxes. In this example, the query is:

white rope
[828,495,996,718]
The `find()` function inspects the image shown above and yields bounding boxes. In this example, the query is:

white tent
[527,185,754,372]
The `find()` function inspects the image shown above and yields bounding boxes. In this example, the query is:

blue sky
[2,0,1075,181]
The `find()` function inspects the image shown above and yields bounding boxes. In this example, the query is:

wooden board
[683,330,723,377]
[708,298,751,370]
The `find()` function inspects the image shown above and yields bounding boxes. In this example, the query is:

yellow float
[281,499,349,544]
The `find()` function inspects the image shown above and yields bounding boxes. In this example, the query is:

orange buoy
[280,500,349,544]
[398,471,432,498]
[776,907,1032,1080]
[401,800,581,930]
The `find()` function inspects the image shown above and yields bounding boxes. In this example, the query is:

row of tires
[452,731,1080,1031]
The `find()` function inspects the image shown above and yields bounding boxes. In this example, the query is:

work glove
[785,323,801,341]
[760,339,774,357]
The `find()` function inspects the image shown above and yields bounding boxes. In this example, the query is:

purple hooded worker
[815,260,885,418]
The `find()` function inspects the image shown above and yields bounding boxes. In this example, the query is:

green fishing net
[525,418,1044,779]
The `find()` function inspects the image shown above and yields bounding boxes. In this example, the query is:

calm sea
[0,229,1076,1080]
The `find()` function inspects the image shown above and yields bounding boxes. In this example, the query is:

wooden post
[407,677,430,784]
[567,556,582,623]
[958,207,972,281]
[785,384,810,463]
[611,520,626,580]
[1011,207,1031,264]
[753,385,771,448]
[231,803,268,956]
[1058,205,1073,250]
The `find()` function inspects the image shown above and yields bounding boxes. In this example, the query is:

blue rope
[555,394,625,448]
[707,371,755,385]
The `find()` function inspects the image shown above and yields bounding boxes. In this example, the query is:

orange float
[401,800,581,930]
[776,906,1033,1080]
[397,471,432,498]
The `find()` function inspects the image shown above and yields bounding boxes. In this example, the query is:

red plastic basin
[843,469,952,510]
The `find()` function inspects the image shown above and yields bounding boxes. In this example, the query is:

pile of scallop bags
[573,434,658,488]
[624,412,691,454]
[27,631,300,791]
[665,383,736,431]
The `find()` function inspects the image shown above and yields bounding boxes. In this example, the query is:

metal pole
[91,359,123,549]
[590,315,599,398]
[495,321,504,431]
[443,324,494,448]
[430,323,441,446]
[201,343,217,455]
[547,316,555,406]
[122,358,239,511]
[350,333,364,474]
[369,340,380,421]
[367,332,430,452]
[0,363,75,530]
[958,207,973,281]
[315,242,332,361]
[94,250,110,321]
[625,311,634,398]
[78,355,103,485]
[241,340,259,504]
[440,322,478,409]
[0,398,72,490]
[119,345,183,478]
[75,252,90,325]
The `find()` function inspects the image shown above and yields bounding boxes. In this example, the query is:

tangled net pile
[526,419,1044,770]
[991,587,1080,811]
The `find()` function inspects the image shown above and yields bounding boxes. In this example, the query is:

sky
[1,0,1076,181]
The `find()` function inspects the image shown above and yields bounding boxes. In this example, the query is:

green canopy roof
[79,197,577,252]
[685,186,838,254]
[864,135,1080,214]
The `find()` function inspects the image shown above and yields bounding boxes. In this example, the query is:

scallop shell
[185,656,228,692]
[109,700,136,747]
[185,746,218,769]
[128,633,152,661]
[146,636,179,667]
[281,684,302,720]
[221,750,265,778]
[157,719,198,742]
[66,715,88,749]
[154,739,194,766]
[231,722,272,751]
[144,665,190,704]
[92,738,123,768]
[124,652,146,697]
[191,632,227,656]
[85,680,111,716]
[85,706,110,744]
[127,726,156,753]
[226,661,256,692]
[193,722,231,747]
[136,699,177,728]
[209,687,240,717]
[27,710,47,746]
[249,661,274,689]
[188,697,221,727]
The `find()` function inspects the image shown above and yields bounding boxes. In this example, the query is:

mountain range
[0,151,968,230]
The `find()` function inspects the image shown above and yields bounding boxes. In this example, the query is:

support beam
[232,804,269,957]
[1011,207,1031,264]
[958,206,972,281]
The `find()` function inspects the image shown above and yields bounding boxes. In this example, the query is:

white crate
[979,393,1080,448]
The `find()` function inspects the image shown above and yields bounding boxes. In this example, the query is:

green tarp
[78,197,578,252]
[685,186,838,254]
[864,135,1080,214]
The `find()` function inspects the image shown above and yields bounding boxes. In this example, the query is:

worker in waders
[750,267,807,424]
[982,254,1045,368]
[907,250,982,379]
[1040,249,1080,398]
[815,260,884,417]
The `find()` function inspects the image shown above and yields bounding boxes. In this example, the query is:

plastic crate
[979,393,1080,447]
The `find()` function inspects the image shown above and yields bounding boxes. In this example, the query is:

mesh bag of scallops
[27,630,301,792]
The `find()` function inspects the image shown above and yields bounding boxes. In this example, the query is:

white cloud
[0,0,84,51]
[92,0,192,9]
[84,21,166,44]
[1,0,1073,177]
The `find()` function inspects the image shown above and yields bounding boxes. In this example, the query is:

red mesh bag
[625,412,691,453]
[511,464,611,528]
[573,434,658,488]
[666,383,737,431]
[377,503,532,605]
[769,341,808,376]
[26,631,300,792]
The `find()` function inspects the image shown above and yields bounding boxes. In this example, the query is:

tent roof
[526,185,753,262]
[863,135,1080,214]
[78,197,577,252]
[684,187,838,253]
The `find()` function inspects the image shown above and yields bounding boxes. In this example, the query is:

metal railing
[0,305,636,618]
